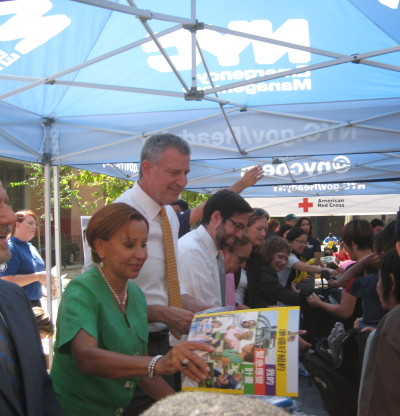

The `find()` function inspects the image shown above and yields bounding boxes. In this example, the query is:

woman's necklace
[97,265,128,312]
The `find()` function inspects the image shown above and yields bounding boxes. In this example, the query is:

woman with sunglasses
[236,208,269,308]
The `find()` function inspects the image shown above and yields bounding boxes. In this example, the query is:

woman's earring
[99,261,104,268]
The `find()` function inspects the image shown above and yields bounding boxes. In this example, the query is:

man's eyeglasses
[227,217,247,231]
[232,252,249,264]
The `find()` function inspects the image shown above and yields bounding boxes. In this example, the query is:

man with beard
[0,181,63,416]
[178,189,253,307]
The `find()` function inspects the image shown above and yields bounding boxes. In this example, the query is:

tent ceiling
[0,0,399,198]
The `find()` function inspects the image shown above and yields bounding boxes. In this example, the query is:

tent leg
[43,162,54,366]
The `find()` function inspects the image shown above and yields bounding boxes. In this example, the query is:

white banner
[246,194,399,217]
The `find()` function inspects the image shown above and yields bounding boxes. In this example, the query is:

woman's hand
[306,292,323,307]
[328,278,340,288]
[323,267,338,278]
[155,340,214,382]
[37,271,47,285]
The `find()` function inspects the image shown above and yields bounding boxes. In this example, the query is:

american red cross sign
[299,197,313,212]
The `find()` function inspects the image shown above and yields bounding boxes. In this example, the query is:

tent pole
[43,156,54,367]
[53,166,62,302]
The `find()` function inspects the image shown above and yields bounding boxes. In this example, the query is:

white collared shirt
[178,225,221,307]
[113,182,182,331]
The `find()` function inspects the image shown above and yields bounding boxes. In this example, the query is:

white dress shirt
[178,225,221,307]
[113,182,181,331]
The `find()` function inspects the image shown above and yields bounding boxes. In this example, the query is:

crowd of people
[0,132,398,416]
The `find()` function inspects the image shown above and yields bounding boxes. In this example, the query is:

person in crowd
[219,235,252,307]
[235,208,269,308]
[333,240,351,263]
[278,227,336,290]
[295,216,322,267]
[267,218,280,236]
[178,189,253,307]
[277,223,292,239]
[171,166,264,238]
[33,306,55,369]
[170,199,189,214]
[370,217,384,235]
[81,133,213,415]
[249,236,301,308]
[320,247,339,268]
[0,209,47,307]
[51,203,213,416]
[0,181,63,415]
[326,222,396,331]
[358,247,400,416]
[307,220,374,329]
[284,214,297,227]
[322,232,338,248]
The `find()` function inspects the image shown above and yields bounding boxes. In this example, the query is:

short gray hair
[139,133,191,178]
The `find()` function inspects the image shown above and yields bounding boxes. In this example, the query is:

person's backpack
[302,323,368,416]
[303,352,358,416]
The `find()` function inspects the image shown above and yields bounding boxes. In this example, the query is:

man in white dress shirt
[178,189,253,307]
[117,134,209,415]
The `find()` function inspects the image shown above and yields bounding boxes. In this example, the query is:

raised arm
[329,253,380,288]
[188,165,264,225]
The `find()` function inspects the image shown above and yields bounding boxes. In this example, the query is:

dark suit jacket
[0,280,63,416]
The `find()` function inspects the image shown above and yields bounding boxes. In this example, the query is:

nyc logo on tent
[0,0,71,71]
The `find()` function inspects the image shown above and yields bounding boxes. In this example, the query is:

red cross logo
[299,197,313,212]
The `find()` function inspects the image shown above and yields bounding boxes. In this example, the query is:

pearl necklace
[97,265,128,312]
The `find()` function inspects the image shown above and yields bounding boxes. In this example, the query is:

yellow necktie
[160,206,182,309]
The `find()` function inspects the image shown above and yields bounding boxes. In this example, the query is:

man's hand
[148,305,194,335]
[229,165,264,193]
[182,294,215,313]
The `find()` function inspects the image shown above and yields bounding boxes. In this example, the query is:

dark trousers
[123,329,180,416]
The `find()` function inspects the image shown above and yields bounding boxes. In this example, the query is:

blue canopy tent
[1,0,399,325]
[1,0,400,255]
[0,0,399,199]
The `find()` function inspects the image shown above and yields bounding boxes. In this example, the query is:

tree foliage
[10,163,209,214]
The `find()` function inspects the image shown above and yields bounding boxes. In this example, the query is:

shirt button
[114,407,124,416]
[124,380,134,390]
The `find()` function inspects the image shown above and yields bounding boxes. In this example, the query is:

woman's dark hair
[374,221,396,254]
[86,203,149,263]
[341,219,373,251]
[260,236,291,265]
[295,216,314,236]
[277,224,292,237]
[379,248,400,305]
[286,227,307,243]
[202,189,253,225]
[219,234,251,253]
